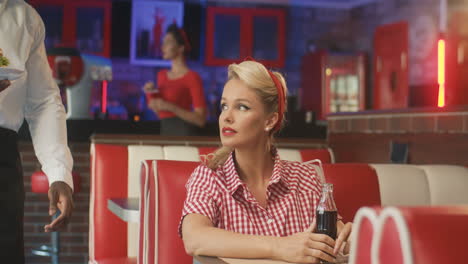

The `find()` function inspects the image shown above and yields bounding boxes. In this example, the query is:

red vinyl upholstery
[376,206,468,264]
[378,216,405,264]
[198,146,218,163]
[300,148,334,163]
[197,146,217,157]
[349,207,382,264]
[31,171,81,193]
[138,160,157,264]
[323,164,381,223]
[90,144,129,262]
[354,216,375,264]
[157,160,198,264]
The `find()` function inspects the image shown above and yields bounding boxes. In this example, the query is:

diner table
[196,256,297,264]
[107,197,139,222]
[196,255,348,264]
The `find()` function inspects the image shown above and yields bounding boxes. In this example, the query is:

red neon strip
[101,80,108,113]
[437,39,445,107]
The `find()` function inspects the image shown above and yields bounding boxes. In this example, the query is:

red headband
[267,70,285,131]
[244,57,285,131]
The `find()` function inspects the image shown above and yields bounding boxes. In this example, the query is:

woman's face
[219,78,276,149]
[162,33,183,60]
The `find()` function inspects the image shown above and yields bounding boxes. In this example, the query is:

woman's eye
[220,103,228,111]
[239,104,250,111]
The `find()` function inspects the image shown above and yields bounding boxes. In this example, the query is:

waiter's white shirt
[0,0,73,190]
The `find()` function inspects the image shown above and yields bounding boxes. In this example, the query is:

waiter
[0,0,74,262]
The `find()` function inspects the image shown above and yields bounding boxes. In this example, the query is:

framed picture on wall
[130,1,184,66]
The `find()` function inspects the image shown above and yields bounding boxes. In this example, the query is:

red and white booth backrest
[350,206,468,264]
[139,160,198,264]
[89,143,334,262]
[135,160,468,264]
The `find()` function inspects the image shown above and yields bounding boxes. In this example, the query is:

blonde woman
[179,60,352,263]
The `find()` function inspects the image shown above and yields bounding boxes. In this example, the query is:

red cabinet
[373,22,409,109]
[29,0,111,58]
[205,6,285,67]
[300,51,366,120]
[446,12,468,106]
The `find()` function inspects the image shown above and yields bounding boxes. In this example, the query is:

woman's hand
[273,220,336,263]
[335,221,352,255]
[143,81,156,93]
[148,98,174,112]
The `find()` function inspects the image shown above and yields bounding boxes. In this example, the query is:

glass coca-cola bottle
[316,183,338,264]
[316,183,338,240]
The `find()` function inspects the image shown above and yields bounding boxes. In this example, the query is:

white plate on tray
[0,68,25,81]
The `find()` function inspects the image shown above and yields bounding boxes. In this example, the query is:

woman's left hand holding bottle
[334,221,352,257]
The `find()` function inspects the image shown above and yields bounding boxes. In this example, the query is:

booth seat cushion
[156,160,198,264]
[277,148,334,163]
[90,143,335,262]
[370,164,430,206]
[323,164,381,223]
[90,144,129,262]
[139,160,157,264]
[417,165,468,205]
[348,207,382,264]
[373,206,468,264]
[127,145,164,256]
[163,146,201,161]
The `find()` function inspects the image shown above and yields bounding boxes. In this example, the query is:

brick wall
[328,108,468,165]
[328,110,468,134]
[21,142,91,264]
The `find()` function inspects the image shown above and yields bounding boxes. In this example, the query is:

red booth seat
[349,206,468,264]
[139,160,197,264]
[89,143,334,263]
[375,206,468,264]
[137,161,468,264]
[348,207,382,264]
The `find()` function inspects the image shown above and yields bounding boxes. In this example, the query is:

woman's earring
[265,127,270,132]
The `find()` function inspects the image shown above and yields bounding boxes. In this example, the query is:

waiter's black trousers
[0,127,24,263]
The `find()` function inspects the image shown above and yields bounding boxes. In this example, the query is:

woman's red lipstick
[222,127,237,136]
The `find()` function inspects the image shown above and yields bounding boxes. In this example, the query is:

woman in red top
[180,60,352,263]
[144,23,206,136]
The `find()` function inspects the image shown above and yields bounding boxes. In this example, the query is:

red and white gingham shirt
[179,150,324,237]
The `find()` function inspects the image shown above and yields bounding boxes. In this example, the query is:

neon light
[437,39,445,107]
[101,80,108,113]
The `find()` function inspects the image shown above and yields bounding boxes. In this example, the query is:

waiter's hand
[0,79,10,92]
[44,181,74,232]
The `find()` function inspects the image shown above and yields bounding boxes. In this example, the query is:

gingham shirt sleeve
[178,165,218,237]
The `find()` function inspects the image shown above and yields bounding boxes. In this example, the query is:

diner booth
[17,0,468,263]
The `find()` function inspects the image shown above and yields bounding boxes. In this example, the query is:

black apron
[160,117,199,136]
[0,127,24,263]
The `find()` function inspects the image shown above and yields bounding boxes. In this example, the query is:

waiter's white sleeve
[23,9,74,191]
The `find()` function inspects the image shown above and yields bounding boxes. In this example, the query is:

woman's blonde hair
[204,60,288,170]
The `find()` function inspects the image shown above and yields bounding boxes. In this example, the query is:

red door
[373,22,409,109]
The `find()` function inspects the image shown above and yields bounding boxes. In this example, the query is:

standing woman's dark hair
[165,23,191,55]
